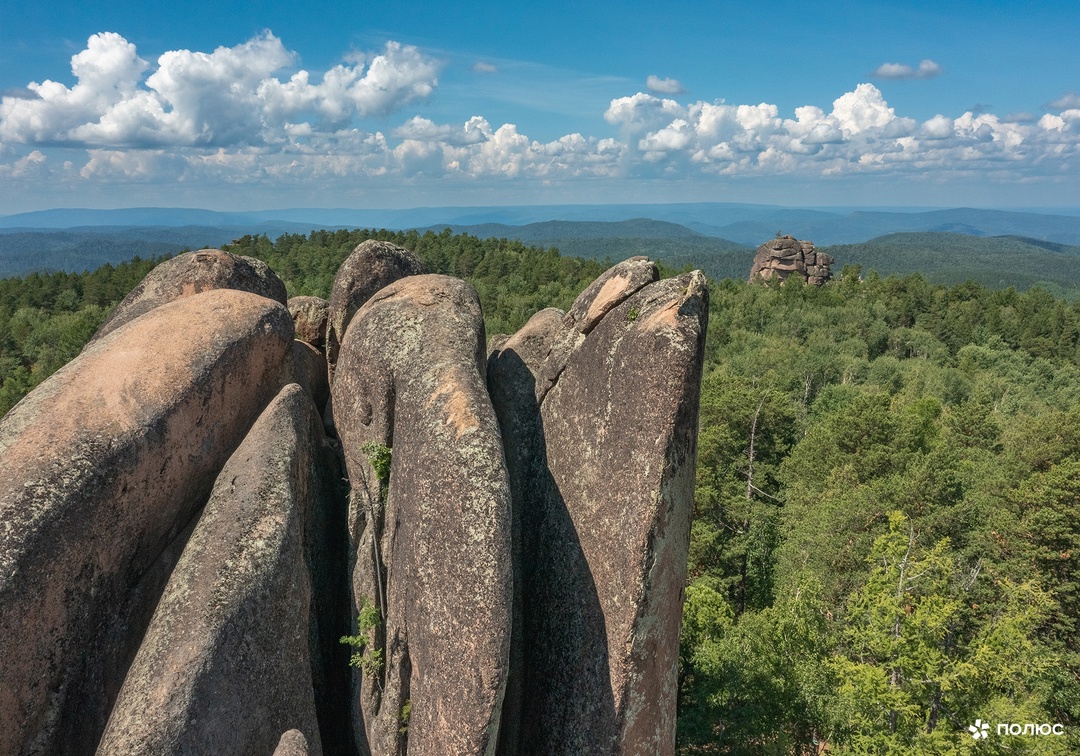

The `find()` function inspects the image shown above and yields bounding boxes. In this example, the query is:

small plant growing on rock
[626,307,640,323]
[340,596,385,679]
[361,442,392,486]
[359,441,392,623]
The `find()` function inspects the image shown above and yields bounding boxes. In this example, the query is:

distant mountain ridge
[4,203,1080,246]
[5,207,1080,297]
[0,222,321,278]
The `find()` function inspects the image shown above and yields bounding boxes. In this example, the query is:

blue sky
[1,0,1078,212]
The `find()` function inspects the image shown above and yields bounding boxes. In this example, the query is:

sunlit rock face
[325,239,428,384]
[333,274,513,756]
[0,289,294,755]
[98,383,343,756]
[90,248,288,342]
[489,261,709,756]
[0,248,707,756]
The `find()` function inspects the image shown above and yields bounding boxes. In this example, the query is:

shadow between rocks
[489,349,617,756]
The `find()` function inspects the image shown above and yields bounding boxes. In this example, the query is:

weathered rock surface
[0,289,293,755]
[92,248,288,340]
[286,339,331,411]
[325,240,428,381]
[333,274,513,756]
[749,235,833,285]
[289,295,330,348]
[275,730,314,756]
[97,383,346,756]
[489,262,709,756]
[535,257,659,402]
[1,243,709,756]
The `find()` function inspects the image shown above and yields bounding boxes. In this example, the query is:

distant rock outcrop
[0,244,708,756]
[91,248,288,341]
[749,235,833,285]
[333,274,513,756]
[289,295,330,349]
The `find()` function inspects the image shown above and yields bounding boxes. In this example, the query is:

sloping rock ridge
[0,239,708,756]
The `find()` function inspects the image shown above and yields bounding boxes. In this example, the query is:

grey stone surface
[275,729,313,756]
[325,240,427,383]
[98,384,341,755]
[333,274,512,756]
[0,290,293,755]
[92,249,288,341]
[286,339,331,412]
[489,262,709,756]
[289,296,330,349]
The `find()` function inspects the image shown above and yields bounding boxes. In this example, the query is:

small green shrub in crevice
[340,596,384,680]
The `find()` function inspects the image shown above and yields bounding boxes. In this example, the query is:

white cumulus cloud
[1048,92,1080,111]
[872,59,943,80]
[3,42,1079,199]
[646,76,684,95]
[0,32,441,149]
[604,92,685,132]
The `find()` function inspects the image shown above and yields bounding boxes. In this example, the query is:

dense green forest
[3,229,1080,752]
[821,233,1080,300]
[681,270,1080,754]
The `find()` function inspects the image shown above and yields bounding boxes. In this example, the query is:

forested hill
[420,218,751,274]
[0,222,323,278]
[8,221,1080,300]
[4,229,1080,751]
[821,231,1080,298]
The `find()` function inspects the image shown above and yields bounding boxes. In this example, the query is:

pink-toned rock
[0,290,293,755]
[97,384,341,756]
[92,248,288,341]
[289,296,330,348]
[325,240,427,382]
[489,262,709,756]
[286,340,331,411]
[333,274,512,756]
[563,256,658,334]
[275,730,313,756]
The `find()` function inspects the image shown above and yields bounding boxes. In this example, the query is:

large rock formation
[97,383,343,755]
[489,260,709,755]
[325,240,428,381]
[749,235,833,285]
[0,244,708,756]
[91,248,288,341]
[333,274,513,756]
[0,290,293,755]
